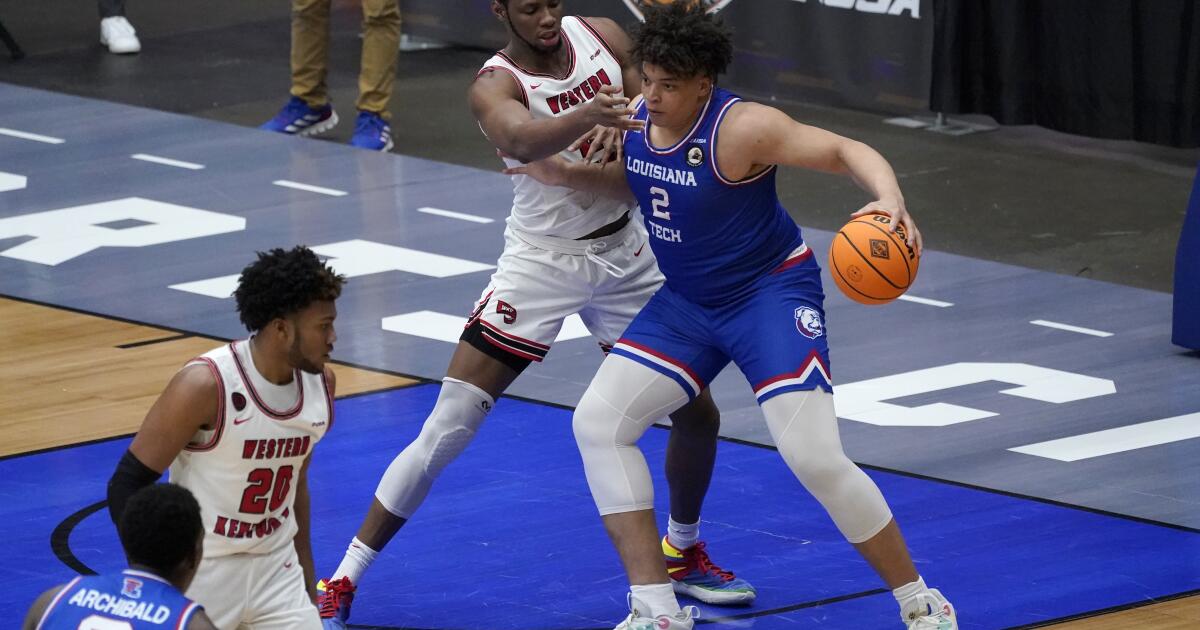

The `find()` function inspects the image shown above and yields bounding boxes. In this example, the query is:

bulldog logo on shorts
[794,306,824,339]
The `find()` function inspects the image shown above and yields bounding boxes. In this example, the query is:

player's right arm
[469,68,642,163]
[502,123,636,204]
[21,585,61,630]
[106,364,219,523]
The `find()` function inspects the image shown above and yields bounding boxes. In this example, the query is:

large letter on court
[0,197,246,265]
[834,363,1115,427]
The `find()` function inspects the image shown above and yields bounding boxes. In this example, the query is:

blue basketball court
[2,84,1198,628]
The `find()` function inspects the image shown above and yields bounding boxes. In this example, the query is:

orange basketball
[828,213,920,305]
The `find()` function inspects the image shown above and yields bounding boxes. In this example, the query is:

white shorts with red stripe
[465,219,663,362]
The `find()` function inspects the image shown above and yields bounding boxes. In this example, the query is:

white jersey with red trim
[479,15,633,239]
[168,340,332,558]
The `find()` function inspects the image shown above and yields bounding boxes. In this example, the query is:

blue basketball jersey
[623,87,805,306]
[36,570,202,629]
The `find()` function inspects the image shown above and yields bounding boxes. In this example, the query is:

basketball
[828,213,920,305]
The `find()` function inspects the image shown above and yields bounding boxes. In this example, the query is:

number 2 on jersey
[650,186,671,220]
[239,465,294,514]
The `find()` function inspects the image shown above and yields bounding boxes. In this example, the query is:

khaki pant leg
[356,0,400,116]
[290,0,333,106]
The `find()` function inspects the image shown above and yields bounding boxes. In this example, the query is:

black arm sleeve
[106,449,162,524]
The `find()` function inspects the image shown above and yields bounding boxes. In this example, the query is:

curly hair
[632,1,734,80]
[118,484,202,577]
[234,245,345,332]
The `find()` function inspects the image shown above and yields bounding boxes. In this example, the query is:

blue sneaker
[350,110,393,152]
[260,96,338,136]
[316,577,355,628]
[663,537,756,606]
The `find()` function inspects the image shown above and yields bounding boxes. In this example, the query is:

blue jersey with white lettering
[623,87,804,306]
[36,570,202,629]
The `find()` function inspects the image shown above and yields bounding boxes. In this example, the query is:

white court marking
[417,207,494,224]
[272,180,347,197]
[1010,412,1200,462]
[0,128,65,144]
[131,154,205,170]
[1030,319,1113,337]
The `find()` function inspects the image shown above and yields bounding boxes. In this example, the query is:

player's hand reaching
[851,197,923,255]
[584,85,646,131]
[570,125,624,164]
[503,154,572,187]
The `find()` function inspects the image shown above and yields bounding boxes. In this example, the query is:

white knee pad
[375,377,494,518]
[573,355,690,515]
[761,389,893,543]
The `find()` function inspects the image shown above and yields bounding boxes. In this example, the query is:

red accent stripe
[578,17,619,65]
[177,602,201,630]
[494,29,576,80]
[321,371,335,433]
[230,341,305,420]
[184,357,225,452]
[616,338,706,389]
[481,331,544,362]
[645,93,713,155]
[771,248,813,274]
[753,350,829,393]
[477,65,528,109]
[479,320,551,350]
[710,97,777,187]
[39,576,82,624]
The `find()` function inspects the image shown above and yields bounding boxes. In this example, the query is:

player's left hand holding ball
[851,197,923,255]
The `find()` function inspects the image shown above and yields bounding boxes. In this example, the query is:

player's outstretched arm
[470,69,643,164]
[566,17,643,164]
[107,364,219,523]
[722,102,922,253]
[21,586,62,630]
[503,154,634,203]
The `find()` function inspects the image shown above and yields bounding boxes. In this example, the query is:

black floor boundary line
[116,332,193,348]
[1005,587,1200,629]
[0,382,433,463]
[344,588,889,630]
[1,291,438,385]
[51,499,106,576]
[498,392,1200,535]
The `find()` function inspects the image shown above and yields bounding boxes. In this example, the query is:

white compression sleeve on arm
[374,377,494,518]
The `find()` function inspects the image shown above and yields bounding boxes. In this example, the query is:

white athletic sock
[893,575,931,621]
[631,583,681,617]
[667,516,699,550]
[332,537,379,584]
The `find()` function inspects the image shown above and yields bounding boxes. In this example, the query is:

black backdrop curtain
[930,0,1200,148]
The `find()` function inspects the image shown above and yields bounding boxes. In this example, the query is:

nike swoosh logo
[633,244,645,257]
[233,417,251,425]
[530,82,542,90]
[283,561,294,569]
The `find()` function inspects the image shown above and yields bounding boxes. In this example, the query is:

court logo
[623,0,736,20]
[869,238,889,259]
[794,306,824,339]
[686,146,705,167]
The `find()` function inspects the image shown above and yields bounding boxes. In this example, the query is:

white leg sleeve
[374,377,494,519]
[573,355,690,515]
[761,389,893,544]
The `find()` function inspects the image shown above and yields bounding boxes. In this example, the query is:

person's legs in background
[262,0,340,136]
[350,0,400,151]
